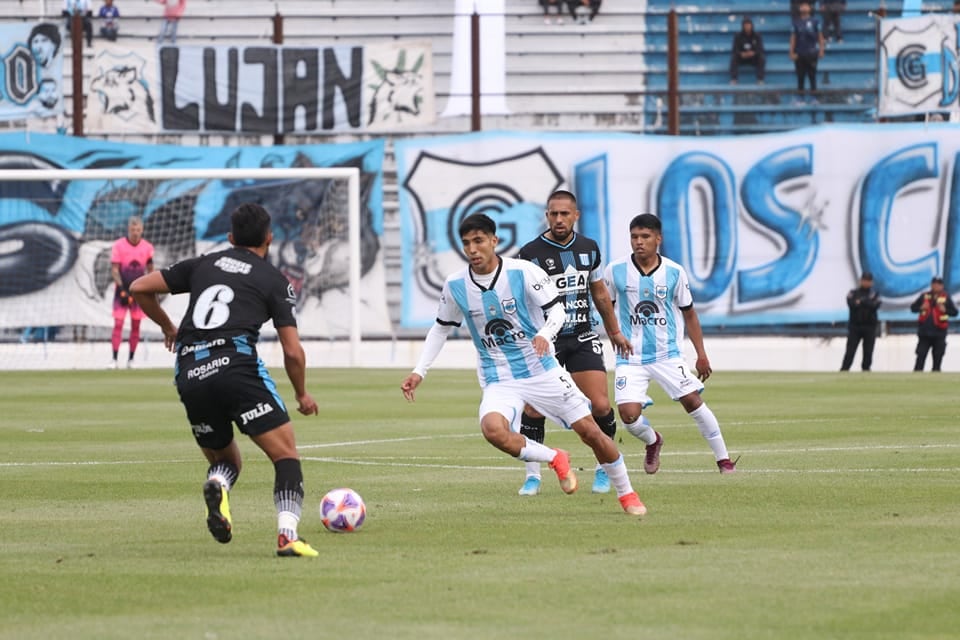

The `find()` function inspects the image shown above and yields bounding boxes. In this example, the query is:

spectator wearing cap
[910,276,958,371]
[841,272,881,371]
[730,16,766,84]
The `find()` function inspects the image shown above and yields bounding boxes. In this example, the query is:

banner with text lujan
[878,15,960,117]
[0,133,389,338]
[0,22,65,121]
[157,41,434,134]
[395,126,960,330]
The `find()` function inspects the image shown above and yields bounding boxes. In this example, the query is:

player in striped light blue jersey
[603,214,737,474]
[402,213,648,515]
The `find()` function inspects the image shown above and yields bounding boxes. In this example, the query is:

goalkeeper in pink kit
[109,216,154,368]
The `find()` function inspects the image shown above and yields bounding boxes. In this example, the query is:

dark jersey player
[514,190,637,496]
[130,202,320,558]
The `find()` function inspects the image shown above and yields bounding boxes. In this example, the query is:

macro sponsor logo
[631,300,665,326]
[480,317,526,348]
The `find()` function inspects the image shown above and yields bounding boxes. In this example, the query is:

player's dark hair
[459,213,496,238]
[29,23,62,55]
[231,203,271,247]
[630,213,662,232]
[547,189,577,207]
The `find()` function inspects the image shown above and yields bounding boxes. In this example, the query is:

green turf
[1,369,958,639]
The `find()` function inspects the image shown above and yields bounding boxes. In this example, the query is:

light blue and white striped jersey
[436,257,562,387]
[603,254,693,366]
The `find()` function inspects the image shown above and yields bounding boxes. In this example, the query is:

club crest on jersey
[655,285,667,299]
[579,253,590,267]
[501,298,517,315]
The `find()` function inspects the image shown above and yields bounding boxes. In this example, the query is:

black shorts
[176,356,291,450]
[554,331,606,373]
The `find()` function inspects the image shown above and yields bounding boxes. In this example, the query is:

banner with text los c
[395,126,960,330]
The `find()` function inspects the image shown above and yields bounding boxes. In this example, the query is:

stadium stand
[2,0,958,138]
[642,0,956,133]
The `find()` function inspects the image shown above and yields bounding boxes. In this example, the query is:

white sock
[278,512,300,541]
[518,437,557,463]
[600,454,635,497]
[689,404,729,461]
[624,415,657,445]
[524,461,542,479]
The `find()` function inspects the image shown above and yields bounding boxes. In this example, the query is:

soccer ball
[320,488,366,533]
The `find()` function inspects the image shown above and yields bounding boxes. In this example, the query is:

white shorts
[614,357,704,406]
[479,369,592,431]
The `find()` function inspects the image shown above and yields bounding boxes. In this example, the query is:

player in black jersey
[515,190,639,495]
[130,203,321,558]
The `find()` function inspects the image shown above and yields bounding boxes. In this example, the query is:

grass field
[1,368,958,640]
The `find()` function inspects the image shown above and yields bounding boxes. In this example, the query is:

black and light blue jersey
[517,232,602,337]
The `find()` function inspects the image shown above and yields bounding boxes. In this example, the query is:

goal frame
[0,167,364,366]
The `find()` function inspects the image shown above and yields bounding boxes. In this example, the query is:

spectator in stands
[155,0,186,44]
[567,0,601,24]
[28,23,62,70]
[820,0,845,43]
[789,2,825,100]
[729,17,766,84]
[62,0,94,48]
[954,0,960,12]
[910,276,958,372]
[539,0,564,25]
[98,0,120,42]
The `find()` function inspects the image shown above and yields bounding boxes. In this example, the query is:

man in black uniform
[840,272,880,372]
[130,203,321,558]
[515,189,636,495]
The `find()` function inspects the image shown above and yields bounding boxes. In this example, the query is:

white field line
[2,436,958,473]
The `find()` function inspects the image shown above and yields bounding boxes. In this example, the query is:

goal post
[0,166,364,367]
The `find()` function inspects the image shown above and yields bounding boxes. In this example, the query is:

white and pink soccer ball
[320,488,366,533]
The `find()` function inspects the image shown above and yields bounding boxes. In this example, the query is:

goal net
[0,167,373,368]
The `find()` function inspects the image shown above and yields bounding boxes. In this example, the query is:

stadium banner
[0,132,389,338]
[395,126,960,329]
[157,41,435,134]
[0,22,65,121]
[85,44,161,135]
[878,15,960,118]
